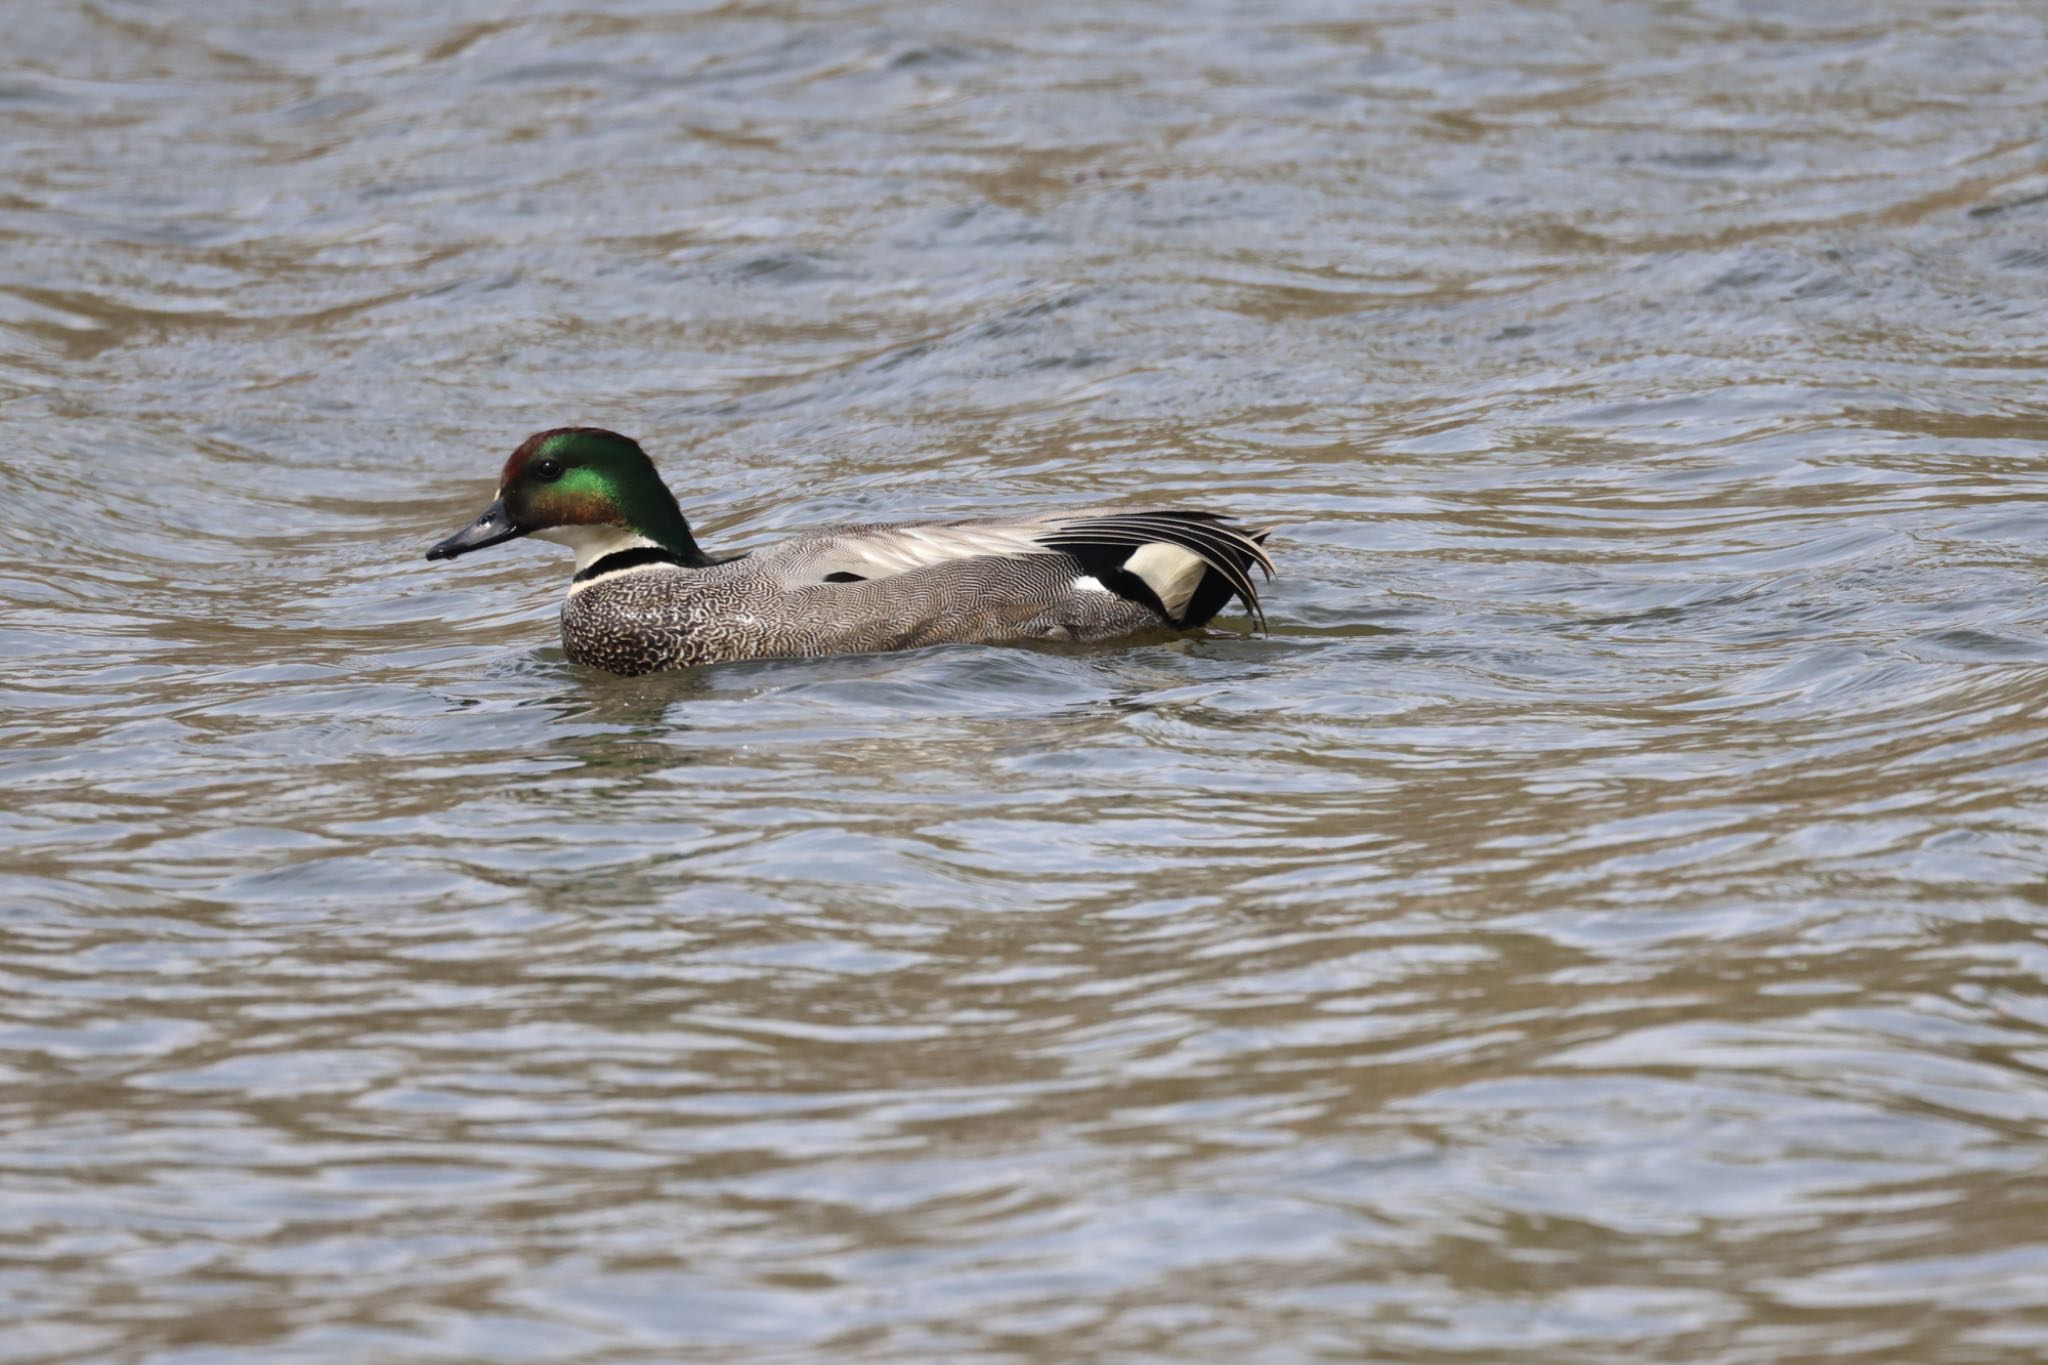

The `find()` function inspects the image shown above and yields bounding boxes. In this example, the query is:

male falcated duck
[427,427,1275,676]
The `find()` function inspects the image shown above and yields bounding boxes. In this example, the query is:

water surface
[6,1,2048,1360]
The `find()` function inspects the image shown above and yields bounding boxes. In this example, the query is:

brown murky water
[6,2,2048,1360]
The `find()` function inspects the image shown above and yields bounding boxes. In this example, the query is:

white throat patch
[528,527,671,593]
[534,525,667,576]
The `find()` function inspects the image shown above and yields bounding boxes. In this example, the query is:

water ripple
[5,0,2048,1360]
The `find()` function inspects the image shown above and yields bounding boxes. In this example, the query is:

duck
[425,427,1276,676]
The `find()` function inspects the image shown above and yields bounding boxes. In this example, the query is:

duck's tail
[1036,511,1276,632]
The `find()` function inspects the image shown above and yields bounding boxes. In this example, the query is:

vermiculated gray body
[564,532,1167,674]
[560,508,1272,674]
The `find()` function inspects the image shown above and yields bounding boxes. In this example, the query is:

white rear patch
[1072,575,1112,594]
[1123,542,1205,617]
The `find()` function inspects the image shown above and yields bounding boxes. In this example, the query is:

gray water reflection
[6,0,2048,1360]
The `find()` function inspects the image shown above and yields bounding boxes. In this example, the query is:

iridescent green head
[426,428,705,568]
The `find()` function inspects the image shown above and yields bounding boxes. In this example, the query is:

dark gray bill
[425,497,528,561]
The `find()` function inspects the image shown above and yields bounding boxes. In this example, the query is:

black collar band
[574,546,686,584]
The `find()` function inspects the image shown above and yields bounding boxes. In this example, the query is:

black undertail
[1038,511,1275,632]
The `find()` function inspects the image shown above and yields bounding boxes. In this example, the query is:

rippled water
[7,1,2048,1360]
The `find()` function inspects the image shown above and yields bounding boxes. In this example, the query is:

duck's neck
[536,483,713,581]
[631,489,711,568]
[538,524,709,587]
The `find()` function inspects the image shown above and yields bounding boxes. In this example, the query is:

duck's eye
[533,459,565,482]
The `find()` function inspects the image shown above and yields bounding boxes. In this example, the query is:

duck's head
[426,427,705,571]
